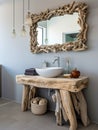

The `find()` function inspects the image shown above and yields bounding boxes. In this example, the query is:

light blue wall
[0,0,98,123]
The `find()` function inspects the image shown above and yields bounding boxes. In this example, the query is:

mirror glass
[37,13,80,45]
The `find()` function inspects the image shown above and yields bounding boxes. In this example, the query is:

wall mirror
[30,1,88,53]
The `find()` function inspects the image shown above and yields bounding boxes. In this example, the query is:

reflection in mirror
[62,32,78,43]
[37,21,47,45]
[37,13,80,45]
[30,1,88,53]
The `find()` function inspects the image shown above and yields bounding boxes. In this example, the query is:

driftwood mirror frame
[30,1,88,53]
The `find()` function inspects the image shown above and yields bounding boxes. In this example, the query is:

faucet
[52,56,60,67]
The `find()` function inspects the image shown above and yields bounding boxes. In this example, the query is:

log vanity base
[16,75,90,130]
[71,91,90,126]
[22,86,36,111]
[60,90,77,130]
[22,85,30,111]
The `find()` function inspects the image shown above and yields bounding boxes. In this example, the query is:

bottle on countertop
[66,57,71,74]
[42,61,48,68]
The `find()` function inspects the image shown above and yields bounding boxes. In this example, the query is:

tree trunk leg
[71,93,80,115]
[75,91,90,126]
[60,90,77,130]
[28,86,36,108]
[21,85,30,111]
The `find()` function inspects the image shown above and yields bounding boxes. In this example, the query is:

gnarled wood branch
[30,1,88,53]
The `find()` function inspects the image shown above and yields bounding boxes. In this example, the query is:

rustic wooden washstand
[16,75,90,130]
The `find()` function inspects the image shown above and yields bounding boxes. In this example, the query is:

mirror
[37,13,80,45]
[30,1,88,53]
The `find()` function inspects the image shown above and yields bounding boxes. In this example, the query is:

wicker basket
[31,97,47,115]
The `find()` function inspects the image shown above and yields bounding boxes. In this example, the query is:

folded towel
[24,68,38,75]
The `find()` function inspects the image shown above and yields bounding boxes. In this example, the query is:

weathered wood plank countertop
[16,75,88,92]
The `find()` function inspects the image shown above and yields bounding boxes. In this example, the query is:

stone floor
[0,98,98,130]
[0,98,12,106]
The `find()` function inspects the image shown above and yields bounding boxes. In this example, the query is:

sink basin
[36,67,64,78]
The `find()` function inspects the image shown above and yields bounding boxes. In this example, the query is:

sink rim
[35,67,64,78]
[36,67,63,70]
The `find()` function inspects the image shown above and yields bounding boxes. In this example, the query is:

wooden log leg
[22,85,30,111]
[75,91,90,126]
[71,93,80,115]
[61,104,68,122]
[28,86,36,108]
[60,90,77,130]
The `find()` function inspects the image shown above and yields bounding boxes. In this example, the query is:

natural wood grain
[22,85,30,111]
[60,90,77,130]
[30,1,88,53]
[16,75,88,92]
[71,91,90,126]
[28,86,36,108]
[16,74,90,130]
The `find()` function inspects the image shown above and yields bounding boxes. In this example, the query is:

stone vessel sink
[36,67,64,78]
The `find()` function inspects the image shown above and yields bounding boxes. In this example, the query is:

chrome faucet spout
[52,56,60,67]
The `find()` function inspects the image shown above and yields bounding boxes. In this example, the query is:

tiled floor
[0,98,98,130]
